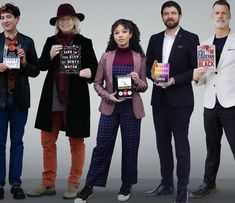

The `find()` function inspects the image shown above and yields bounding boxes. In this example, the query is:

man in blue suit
[190,0,235,199]
[144,1,199,203]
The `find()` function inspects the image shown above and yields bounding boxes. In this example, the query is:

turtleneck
[113,46,133,67]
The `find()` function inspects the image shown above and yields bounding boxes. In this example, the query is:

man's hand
[0,63,9,72]
[162,77,175,88]
[18,48,27,66]
[193,68,207,81]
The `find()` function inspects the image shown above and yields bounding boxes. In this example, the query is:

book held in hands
[60,45,81,74]
[3,43,20,69]
[197,45,216,71]
[116,75,133,99]
[151,60,170,86]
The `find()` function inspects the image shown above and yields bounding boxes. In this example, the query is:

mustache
[166,19,174,22]
[216,20,225,23]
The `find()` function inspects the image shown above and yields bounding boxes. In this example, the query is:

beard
[164,19,179,29]
[213,19,230,28]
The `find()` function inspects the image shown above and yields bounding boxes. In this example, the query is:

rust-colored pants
[40,112,85,187]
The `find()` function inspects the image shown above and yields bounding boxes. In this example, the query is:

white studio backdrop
[0,0,234,180]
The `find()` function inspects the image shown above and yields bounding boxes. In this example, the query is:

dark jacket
[35,34,98,138]
[0,32,39,109]
[146,27,199,107]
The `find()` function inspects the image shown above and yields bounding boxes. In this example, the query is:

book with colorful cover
[197,45,216,71]
[151,60,170,86]
[3,43,20,69]
[60,45,81,74]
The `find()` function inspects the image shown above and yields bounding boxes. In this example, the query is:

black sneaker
[117,184,132,201]
[11,186,26,199]
[0,186,4,200]
[74,185,93,203]
[175,190,188,203]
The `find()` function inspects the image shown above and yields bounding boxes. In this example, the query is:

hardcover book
[116,75,133,99]
[60,45,81,74]
[3,43,20,69]
[151,60,170,86]
[197,45,216,71]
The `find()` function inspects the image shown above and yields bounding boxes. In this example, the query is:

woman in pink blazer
[75,19,147,203]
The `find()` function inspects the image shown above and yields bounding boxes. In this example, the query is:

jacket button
[215,71,218,74]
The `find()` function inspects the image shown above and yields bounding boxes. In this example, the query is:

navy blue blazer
[146,27,199,107]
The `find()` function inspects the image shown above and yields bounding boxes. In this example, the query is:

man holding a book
[145,1,199,203]
[0,3,39,200]
[191,0,235,199]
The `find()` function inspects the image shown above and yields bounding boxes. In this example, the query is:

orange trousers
[40,112,85,187]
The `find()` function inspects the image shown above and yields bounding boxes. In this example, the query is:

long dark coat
[35,34,98,138]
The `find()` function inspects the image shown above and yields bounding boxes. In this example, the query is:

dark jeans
[203,104,235,185]
[0,94,28,186]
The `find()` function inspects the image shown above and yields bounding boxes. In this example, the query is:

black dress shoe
[145,184,174,196]
[11,186,26,199]
[0,187,4,200]
[190,182,216,198]
[175,190,188,203]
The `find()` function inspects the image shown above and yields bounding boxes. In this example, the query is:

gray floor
[1,179,235,203]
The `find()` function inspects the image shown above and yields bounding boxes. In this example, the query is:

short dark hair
[0,3,20,17]
[213,0,230,11]
[161,1,182,16]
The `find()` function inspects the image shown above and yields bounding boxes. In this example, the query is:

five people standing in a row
[0,1,234,203]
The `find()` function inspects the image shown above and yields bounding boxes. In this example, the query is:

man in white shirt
[145,1,199,203]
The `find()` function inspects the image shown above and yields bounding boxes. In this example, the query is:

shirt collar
[164,27,180,39]
[4,30,18,40]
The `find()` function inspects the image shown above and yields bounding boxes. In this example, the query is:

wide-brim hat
[49,3,85,26]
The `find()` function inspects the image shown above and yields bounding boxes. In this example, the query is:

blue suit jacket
[146,27,199,107]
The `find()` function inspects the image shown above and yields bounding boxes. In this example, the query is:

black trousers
[152,97,193,189]
[203,104,235,185]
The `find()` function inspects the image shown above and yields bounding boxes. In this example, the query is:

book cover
[3,43,20,69]
[151,60,170,86]
[197,45,216,71]
[116,75,133,99]
[60,45,81,74]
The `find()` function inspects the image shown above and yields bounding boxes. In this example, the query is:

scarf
[54,31,75,104]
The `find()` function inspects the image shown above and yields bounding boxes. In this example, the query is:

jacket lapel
[106,51,116,85]
[168,27,183,61]
[132,51,140,73]
[0,33,5,63]
[217,32,235,68]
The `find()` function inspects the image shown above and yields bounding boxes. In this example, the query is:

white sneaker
[117,184,132,201]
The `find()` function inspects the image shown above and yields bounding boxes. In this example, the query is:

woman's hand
[108,91,125,103]
[50,45,63,59]
[129,71,140,85]
[79,68,92,78]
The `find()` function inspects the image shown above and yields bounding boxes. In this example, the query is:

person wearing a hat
[27,3,98,199]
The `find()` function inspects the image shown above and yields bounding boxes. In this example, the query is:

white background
[1,0,234,180]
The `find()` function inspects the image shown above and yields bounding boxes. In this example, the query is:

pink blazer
[94,50,148,119]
